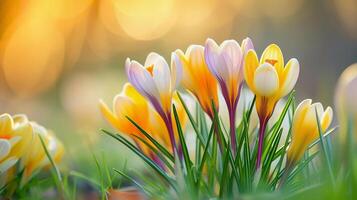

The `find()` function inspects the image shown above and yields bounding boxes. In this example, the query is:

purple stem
[229,106,237,155]
[256,118,268,169]
[212,119,224,154]
[150,152,166,171]
[164,114,182,160]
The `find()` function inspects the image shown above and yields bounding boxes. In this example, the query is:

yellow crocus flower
[244,44,299,168]
[100,83,151,153]
[335,63,357,142]
[174,45,219,118]
[244,44,300,123]
[0,114,33,175]
[287,99,333,166]
[100,83,187,157]
[20,120,64,181]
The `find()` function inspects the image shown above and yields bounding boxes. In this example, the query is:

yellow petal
[321,106,333,132]
[244,50,259,92]
[8,122,33,159]
[176,45,218,117]
[279,58,299,97]
[0,139,11,161]
[260,44,284,74]
[0,114,14,136]
[253,63,279,97]
[122,83,147,108]
[12,114,29,125]
[99,100,121,132]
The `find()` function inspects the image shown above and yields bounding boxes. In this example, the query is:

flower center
[0,134,12,140]
[146,65,154,76]
[265,59,278,66]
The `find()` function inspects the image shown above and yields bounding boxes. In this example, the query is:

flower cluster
[101,37,334,176]
[0,114,64,189]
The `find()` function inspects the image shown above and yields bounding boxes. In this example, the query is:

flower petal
[260,44,284,73]
[279,58,300,97]
[0,139,11,160]
[145,53,171,96]
[293,99,312,129]
[244,50,259,91]
[321,106,333,131]
[171,52,182,90]
[241,37,254,55]
[126,58,159,100]
[99,100,120,132]
[0,114,14,135]
[253,63,279,97]
[204,38,229,82]
[221,39,243,76]
[0,157,18,174]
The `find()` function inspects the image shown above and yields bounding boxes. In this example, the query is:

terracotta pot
[108,188,145,200]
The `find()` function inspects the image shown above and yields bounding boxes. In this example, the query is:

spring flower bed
[1,38,357,199]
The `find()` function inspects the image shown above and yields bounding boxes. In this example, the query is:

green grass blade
[132,135,175,173]
[173,105,195,187]
[38,134,67,199]
[177,92,206,146]
[126,116,174,162]
[102,129,176,189]
[113,168,151,196]
[198,124,215,178]
[69,171,102,188]
[315,108,335,186]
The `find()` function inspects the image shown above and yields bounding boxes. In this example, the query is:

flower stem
[256,119,267,169]
[164,114,181,159]
[229,108,237,155]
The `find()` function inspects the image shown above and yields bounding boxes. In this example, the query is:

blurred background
[0,0,356,174]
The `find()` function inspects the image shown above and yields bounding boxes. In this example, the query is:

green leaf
[315,108,335,186]
[219,146,230,198]
[69,171,102,188]
[177,92,205,146]
[113,168,151,196]
[38,134,67,199]
[102,129,176,189]
[198,124,215,179]
[132,135,174,173]
[126,116,174,162]
[173,104,195,188]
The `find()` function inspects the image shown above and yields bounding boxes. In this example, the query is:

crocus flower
[126,53,181,155]
[335,63,357,142]
[100,83,150,147]
[100,83,187,164]
[204,38,254,152]
[21,121,64,181]
[0,114,33,176]
[244,44,299,168]
[174,45,219,118]
[287,99,333,167]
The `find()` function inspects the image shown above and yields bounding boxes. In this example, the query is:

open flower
[20,121,64,181]
[287,99,333,166]
[100,83,187,163]
[126,52,181,118]
[174,45,218,118]
[335,63,357,142]
[100,83,150,146]
[0,114,33,175]
[204,38,254,152]
[244,44,299,168]
[126,52,181,154]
